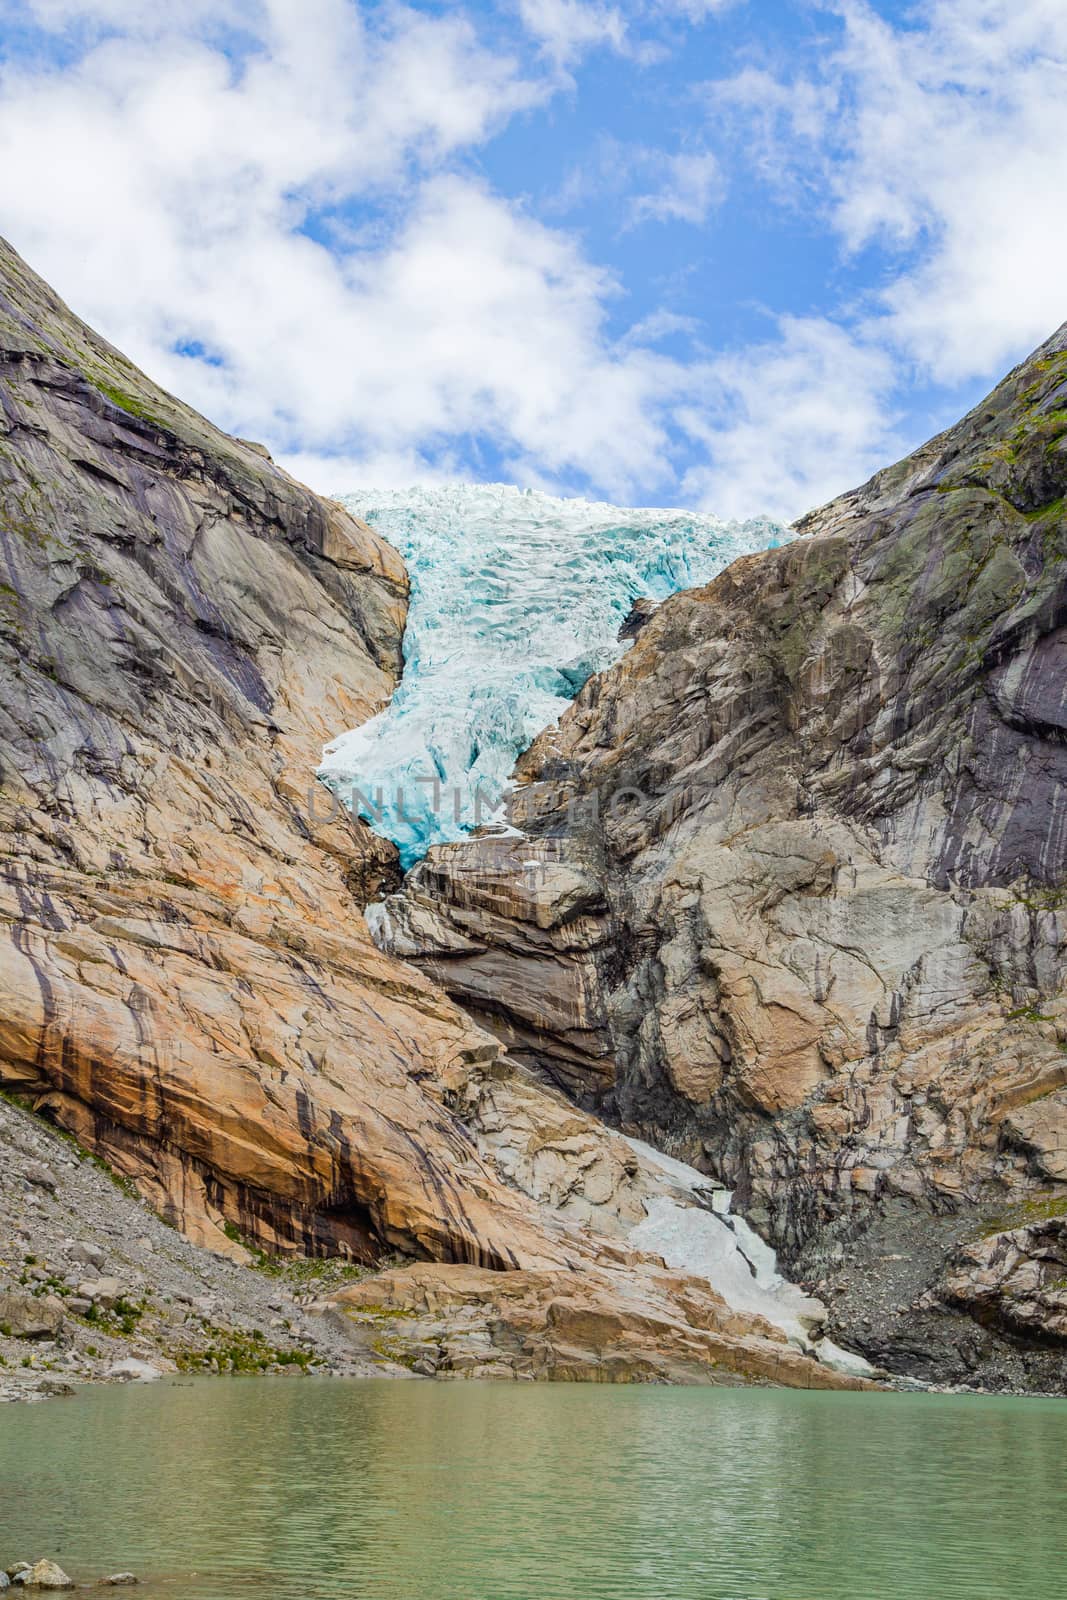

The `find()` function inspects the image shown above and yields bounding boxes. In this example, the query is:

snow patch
[624,1137,873,1371]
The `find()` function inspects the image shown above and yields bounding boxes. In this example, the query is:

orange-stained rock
[0,232,575,1272]
[324,1262,877,1388]
[371,322,1067,1390]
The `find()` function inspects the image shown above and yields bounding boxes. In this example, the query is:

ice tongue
[319,483,786,866]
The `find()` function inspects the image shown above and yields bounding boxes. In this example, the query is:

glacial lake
[4,1377,1067,1599]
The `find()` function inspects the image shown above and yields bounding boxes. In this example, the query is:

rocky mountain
[0,236,868,1389]
[376,326,1067,1389]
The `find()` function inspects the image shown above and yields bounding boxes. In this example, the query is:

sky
[0,0,1065,523]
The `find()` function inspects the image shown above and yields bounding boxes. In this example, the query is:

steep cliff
[0,237,868,1389]
[377,326,1067,1388]
[0,232,524,1267]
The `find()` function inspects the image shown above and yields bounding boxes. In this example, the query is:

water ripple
[4,1378,1067,1600]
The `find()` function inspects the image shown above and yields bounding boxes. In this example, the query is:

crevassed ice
[318,483,787,867]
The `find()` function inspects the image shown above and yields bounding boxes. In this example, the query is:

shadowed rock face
[376,326,1067,1388]
[368,837,617,1094]
[0,237,868,1389]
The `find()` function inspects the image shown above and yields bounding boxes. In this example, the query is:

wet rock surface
[375,326,1067,1390]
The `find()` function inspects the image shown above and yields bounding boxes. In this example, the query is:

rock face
[0,236,866,1389]
[324,1260,872,1388]
[0,1086,386,1399]
[376,326,1067,1388]
[0,235,570,1273]
[368,838,617,1095]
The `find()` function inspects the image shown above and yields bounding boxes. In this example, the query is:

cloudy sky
[1,0,1064,521]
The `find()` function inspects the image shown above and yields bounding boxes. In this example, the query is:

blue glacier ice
[318,484,788,867]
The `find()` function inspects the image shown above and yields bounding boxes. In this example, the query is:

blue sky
[1,0,1065,520]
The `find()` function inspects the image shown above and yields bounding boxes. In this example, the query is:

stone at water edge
[13,1562,74,1589]
[99,1576,138,1587]
[36,1377,76,1397]
[1,1572,11,1590]
[107,1359,162,1383]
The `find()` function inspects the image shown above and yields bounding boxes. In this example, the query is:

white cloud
[719,0,1067,384]
[829,0,1067,380]
[2,0,1061,531]
[2,0,232,25]
[671,0,1067,521]
[553,135,722,227]
[678,317,901,523]
[516,0,627,67]
[649,0,737,18]
[0,0,694,501]
[280,446,464,500]
[630,149,722,224]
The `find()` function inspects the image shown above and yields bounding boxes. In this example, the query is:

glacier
[318,483,787,866]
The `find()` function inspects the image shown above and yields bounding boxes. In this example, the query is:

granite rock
[375,324,1067,1387]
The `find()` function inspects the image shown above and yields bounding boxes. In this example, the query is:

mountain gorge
[2,233,1065,1392]
[0,235,868,1389]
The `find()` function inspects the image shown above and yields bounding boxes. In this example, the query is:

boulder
[22,1164,57,1195]
[15,1563,73,1590]
[0,1292,65,1340]
[76,1278,122,1310]
[68,1243,106,1271]
[36,1377,76,1398]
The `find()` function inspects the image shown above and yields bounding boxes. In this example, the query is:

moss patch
[980,1192,1067,1237]
[89,374,168,431]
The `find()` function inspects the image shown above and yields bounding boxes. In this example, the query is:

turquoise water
[4,1378,1067,1599]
